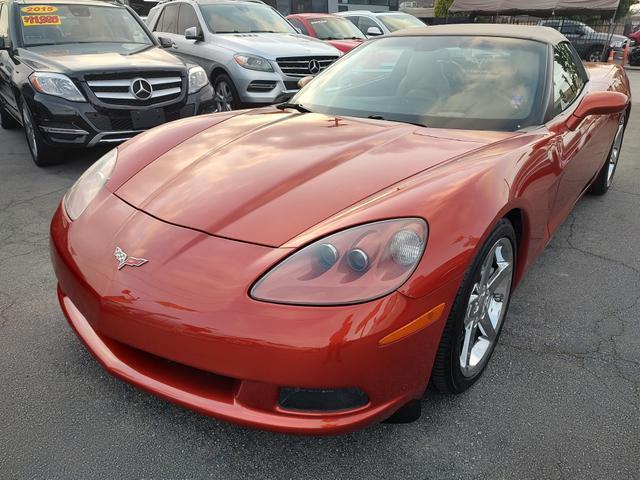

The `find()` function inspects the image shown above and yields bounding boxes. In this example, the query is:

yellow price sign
[22,14,62,26]
[21,5,58,13]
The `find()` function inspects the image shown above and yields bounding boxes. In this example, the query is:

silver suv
[147,0,341,111]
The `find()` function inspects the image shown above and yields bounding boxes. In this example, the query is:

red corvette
[51,25,630,435]
[287,13,366,53]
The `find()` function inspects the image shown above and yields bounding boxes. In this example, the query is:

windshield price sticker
[21,5,58,13]
[22,14,62,26]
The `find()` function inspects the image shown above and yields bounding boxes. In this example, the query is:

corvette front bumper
[50,191,459,435]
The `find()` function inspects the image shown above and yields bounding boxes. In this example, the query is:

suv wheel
[20,101,62,167]
[586,46,604,62]
[213,74,240,112]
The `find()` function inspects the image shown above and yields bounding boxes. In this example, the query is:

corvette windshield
[293,36,547,131]
[19,4,152,47]
[200,4,295,34]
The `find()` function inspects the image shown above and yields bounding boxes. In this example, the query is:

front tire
[431,219,516,394]
[20,100,62,167]
[586,46,605,63]
[589,111,626,195]
[212,74,240,112]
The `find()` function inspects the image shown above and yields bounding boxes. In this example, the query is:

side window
[0,4,8,38]
[158,3,179,34]
[288,17,308,35]
[178,4,199,35]
[552,42,585,115]
[152,7,165,32]
[343,15,360,30]
[357,16,379,34]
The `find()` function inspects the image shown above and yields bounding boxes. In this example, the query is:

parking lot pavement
[1,73,639,480]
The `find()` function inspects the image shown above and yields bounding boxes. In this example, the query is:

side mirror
[157,36,174,48]
[297,76,313,89]
[366,26,383,37]
[185,27,203,41]
[566,91,628,130]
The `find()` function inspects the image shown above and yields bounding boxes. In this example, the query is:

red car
[287,13,365,53]
[51,25,630,435]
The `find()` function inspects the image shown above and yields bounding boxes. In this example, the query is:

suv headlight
[251,218,428,306]
[234,54,274,72]
[63,149,117,220]
[188,66,209,94]
[611,40,625,48]
[29,72,85,102]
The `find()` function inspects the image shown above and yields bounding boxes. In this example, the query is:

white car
[337,10,424,38]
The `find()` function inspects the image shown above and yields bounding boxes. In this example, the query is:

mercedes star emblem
[308,59,321,75]
[130,78,153,100]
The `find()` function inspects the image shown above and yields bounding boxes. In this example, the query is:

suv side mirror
[366,26,383,37]
[566,91,628,130]
[157,36,174,48]
[185,27,203,41]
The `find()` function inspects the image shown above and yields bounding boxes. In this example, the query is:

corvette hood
[116,110,515,247]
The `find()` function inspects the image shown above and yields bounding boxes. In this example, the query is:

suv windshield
[309,17,365,40]
[18,4,152,47]
[200,3,295,34]
[293,36,547,131]
[378,14,424,32]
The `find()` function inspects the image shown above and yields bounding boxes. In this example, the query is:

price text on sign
[21,5,58,13]
[22,14,62,26]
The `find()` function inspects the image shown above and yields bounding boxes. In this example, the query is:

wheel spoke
[478,312,497,340]
[460,323,476,370]
[487,262,512,293]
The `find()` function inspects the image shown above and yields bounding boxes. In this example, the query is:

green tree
[434,0,454,17]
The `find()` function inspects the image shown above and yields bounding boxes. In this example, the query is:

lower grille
[247,80,277,92]
[276,56,338,77]
[85,72,184,107]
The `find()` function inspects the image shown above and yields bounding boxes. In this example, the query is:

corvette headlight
[188,66,209,94]
[234,54,274,72]
[251,218,428,306]
[29,72,85,102]
[63,149,117,220]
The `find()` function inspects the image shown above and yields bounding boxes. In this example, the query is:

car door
[547,42,613,232]
[171,3,205,64]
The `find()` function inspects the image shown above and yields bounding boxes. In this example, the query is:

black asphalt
[1,71,639,480]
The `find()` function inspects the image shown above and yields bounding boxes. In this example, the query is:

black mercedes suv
[0,0,214,165]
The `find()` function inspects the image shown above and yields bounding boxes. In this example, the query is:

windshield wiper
[367,115,426,127]
[276,102,312,113]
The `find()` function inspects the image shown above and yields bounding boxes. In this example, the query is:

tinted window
[200,3,294,34]
[18,4,151,46]
[178,4,199,34]
[159,3,179,33]
[357,16,379,34]
[294,36,547,131]
[552,42,585,115]
[0,4,7,37]
[288,17,308,35]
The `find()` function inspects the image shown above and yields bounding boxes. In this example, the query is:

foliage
[434,0,454,17]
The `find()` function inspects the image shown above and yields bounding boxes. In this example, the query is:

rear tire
[589,111,626,195]
[586,46,605,63]
[431,219,516,394]
[0,102,19,129]
[20,100,62,167]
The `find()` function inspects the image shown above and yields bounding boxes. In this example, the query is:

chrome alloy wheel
[606,113,626,187]
[214,80,234,112]
[22,104,38,157]
[460,238,514,378]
